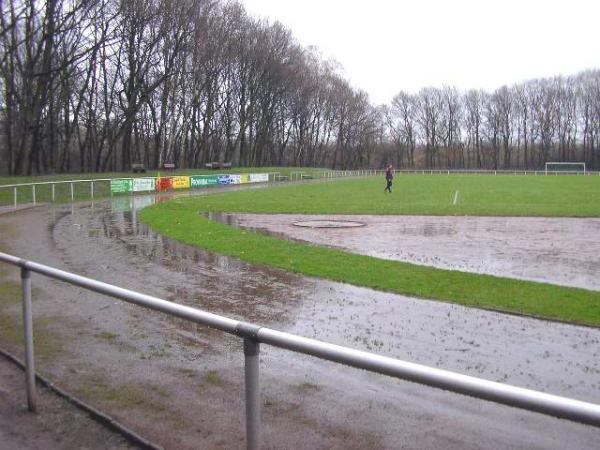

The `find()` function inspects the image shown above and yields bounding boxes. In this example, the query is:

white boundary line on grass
[452,190,459,205]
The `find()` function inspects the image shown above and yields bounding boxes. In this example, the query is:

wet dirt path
[0,192,599,449]
[0,355,136,449]
[216,213,600,291]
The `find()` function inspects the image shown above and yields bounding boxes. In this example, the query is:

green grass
[188,175,600,217]
[0,166,326,206]
[139,181,600,326]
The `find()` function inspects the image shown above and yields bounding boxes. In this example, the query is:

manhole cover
[292,220,365,229]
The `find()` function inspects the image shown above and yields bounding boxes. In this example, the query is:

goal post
[544,162,586,175]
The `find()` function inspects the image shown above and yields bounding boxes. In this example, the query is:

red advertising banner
[156,177,173,192]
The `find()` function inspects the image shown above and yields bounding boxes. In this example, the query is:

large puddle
[0,192,599,449]
[208,213,600,291]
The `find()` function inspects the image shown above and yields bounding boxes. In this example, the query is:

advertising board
[228,174,242,184]
[156,177,173,192]
[172,176,191,189]
[217,175,232,185]
[249,173,269,183]
[110,179,133,194]
[132,178,156,192]
[190,175,219,188]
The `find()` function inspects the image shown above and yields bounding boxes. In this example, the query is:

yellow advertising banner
[172,176,190,189]
[240,174,250,184]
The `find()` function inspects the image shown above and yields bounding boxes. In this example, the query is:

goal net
[544,162,586,174]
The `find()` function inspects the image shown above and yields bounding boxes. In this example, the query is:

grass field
[189,174,600,217]
[0,167,325,206]
[139,174,600,326]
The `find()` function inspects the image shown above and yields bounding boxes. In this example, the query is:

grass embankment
[0,167,325,206]
[139,175,600,326]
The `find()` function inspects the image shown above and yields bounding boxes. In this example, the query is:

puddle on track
[210,213,600,291]
[0,192,599,449]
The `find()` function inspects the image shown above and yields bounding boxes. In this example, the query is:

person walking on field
[384,164,394,193]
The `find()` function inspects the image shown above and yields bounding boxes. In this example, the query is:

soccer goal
[544,162,586,175]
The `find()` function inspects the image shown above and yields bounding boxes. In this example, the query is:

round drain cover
[292,220,365,228]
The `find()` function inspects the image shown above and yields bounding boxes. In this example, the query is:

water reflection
[53,190,306,326]
[203,211,306,242]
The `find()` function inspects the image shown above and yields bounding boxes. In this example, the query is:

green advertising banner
[190,175,219,188]
[110,179,133,194]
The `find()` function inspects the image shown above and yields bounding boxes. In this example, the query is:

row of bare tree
[384,71,600,170]
[0,0,379,175]
[1,0,599,175]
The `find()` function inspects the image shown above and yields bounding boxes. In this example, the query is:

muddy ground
[0,192,599,449]
[214,213,600,291]
[0,354,136,449]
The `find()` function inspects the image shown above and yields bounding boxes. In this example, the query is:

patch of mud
[0,197,599,449]
[0,355,136,449]
[216,213,600,291]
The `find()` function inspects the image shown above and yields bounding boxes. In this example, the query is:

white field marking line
[452,190,459,205]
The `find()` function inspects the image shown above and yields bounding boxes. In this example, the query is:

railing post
[91,181,94,200]
[14,186,17,209]
[21,267,36,412]
[70,182,74,202]
[32,185,36,205]
[244,338,260,450]
[51,183,55,202]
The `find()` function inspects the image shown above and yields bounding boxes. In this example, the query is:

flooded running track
[216,213,600,291]
[0,192,599,449]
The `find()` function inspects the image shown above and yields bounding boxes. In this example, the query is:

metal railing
[0,172,283,210]
[392,168,600,176]
[289,170,379,181]
[287,168,600,181]
[0,252,599,448]
[0,178,116,209]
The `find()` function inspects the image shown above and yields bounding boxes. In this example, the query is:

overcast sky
[242,0,600,104]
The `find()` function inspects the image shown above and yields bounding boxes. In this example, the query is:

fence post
[52,184,55,202]
[14,187,17,209]
[70,182,74,202]
[32,185,36,205]
[21,267,36,412]
[244,338,260,450]
[91,181,94,200]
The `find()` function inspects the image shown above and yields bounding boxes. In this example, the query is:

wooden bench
[205,162,233,170]
[131,163,146,173]
[163,163,176,171]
